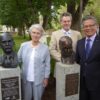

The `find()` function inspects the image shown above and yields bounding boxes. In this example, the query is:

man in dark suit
[76,15,100,100]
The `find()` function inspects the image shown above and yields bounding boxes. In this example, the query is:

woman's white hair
[29,24,44,35]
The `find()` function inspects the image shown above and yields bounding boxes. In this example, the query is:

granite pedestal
[0,67,21,100]
[55,62,80,100]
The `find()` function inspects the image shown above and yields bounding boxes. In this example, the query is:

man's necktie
[65,32,70,36]
[85,38,91,59]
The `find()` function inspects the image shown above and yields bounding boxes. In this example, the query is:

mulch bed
[42,76,56,100]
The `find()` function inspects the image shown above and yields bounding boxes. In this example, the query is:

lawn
[13,34,30,51]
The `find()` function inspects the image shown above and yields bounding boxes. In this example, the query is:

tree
[83,0,100,24]
[0,0,27,35]
[66,0,90,30]
[41,0,91,30]
[0,0,96,34]
[0,0,40,36]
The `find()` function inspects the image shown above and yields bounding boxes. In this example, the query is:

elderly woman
[18,24,50,100]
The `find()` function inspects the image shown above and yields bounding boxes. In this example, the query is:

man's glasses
[83,24,96,29]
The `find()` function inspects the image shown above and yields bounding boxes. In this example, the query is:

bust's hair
[59,36,72,49]
[29,24,44,35]
[0,32,14,43]
[59,36,75,64]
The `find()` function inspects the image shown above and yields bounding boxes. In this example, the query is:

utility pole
[79,0,83,30]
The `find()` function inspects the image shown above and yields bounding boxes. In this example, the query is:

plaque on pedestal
[1,77,19,100]
[0,67,21,100]
[65,73,79,96]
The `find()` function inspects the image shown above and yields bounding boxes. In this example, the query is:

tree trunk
[67,0,89,30]
[42,0,52,29]
[43,15,48,29]
[17,27,23,36]
[23,26,26,39]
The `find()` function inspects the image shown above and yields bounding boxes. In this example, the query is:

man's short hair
[82,15,98,25]
[60,12,72,21]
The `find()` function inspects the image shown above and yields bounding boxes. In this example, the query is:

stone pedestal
[56,62,80,100]
[0,67,21,100]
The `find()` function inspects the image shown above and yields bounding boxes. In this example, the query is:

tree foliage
[83,0,100,24]
[0,0,67,29]
[0,0,98,35]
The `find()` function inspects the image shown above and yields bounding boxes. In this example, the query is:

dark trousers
[79,76,100,100]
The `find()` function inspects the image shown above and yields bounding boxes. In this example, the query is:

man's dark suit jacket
[76,34,100,91]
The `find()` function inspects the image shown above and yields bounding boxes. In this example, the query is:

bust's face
[0,33,13,54]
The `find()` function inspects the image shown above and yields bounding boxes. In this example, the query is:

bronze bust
[0,32,18,68]
[59,36,75,64]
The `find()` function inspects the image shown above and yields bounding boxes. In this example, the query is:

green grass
[46,36,56,76]
[13,35,29,51]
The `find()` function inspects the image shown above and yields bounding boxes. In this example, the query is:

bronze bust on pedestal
[59,36,75,64]
[0,32,18,68]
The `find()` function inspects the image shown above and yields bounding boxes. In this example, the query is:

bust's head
[0,32,14,54]
[59,36,75,64]
[59,36,73,58]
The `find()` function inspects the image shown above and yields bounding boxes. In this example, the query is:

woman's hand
[43,78,48,87]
